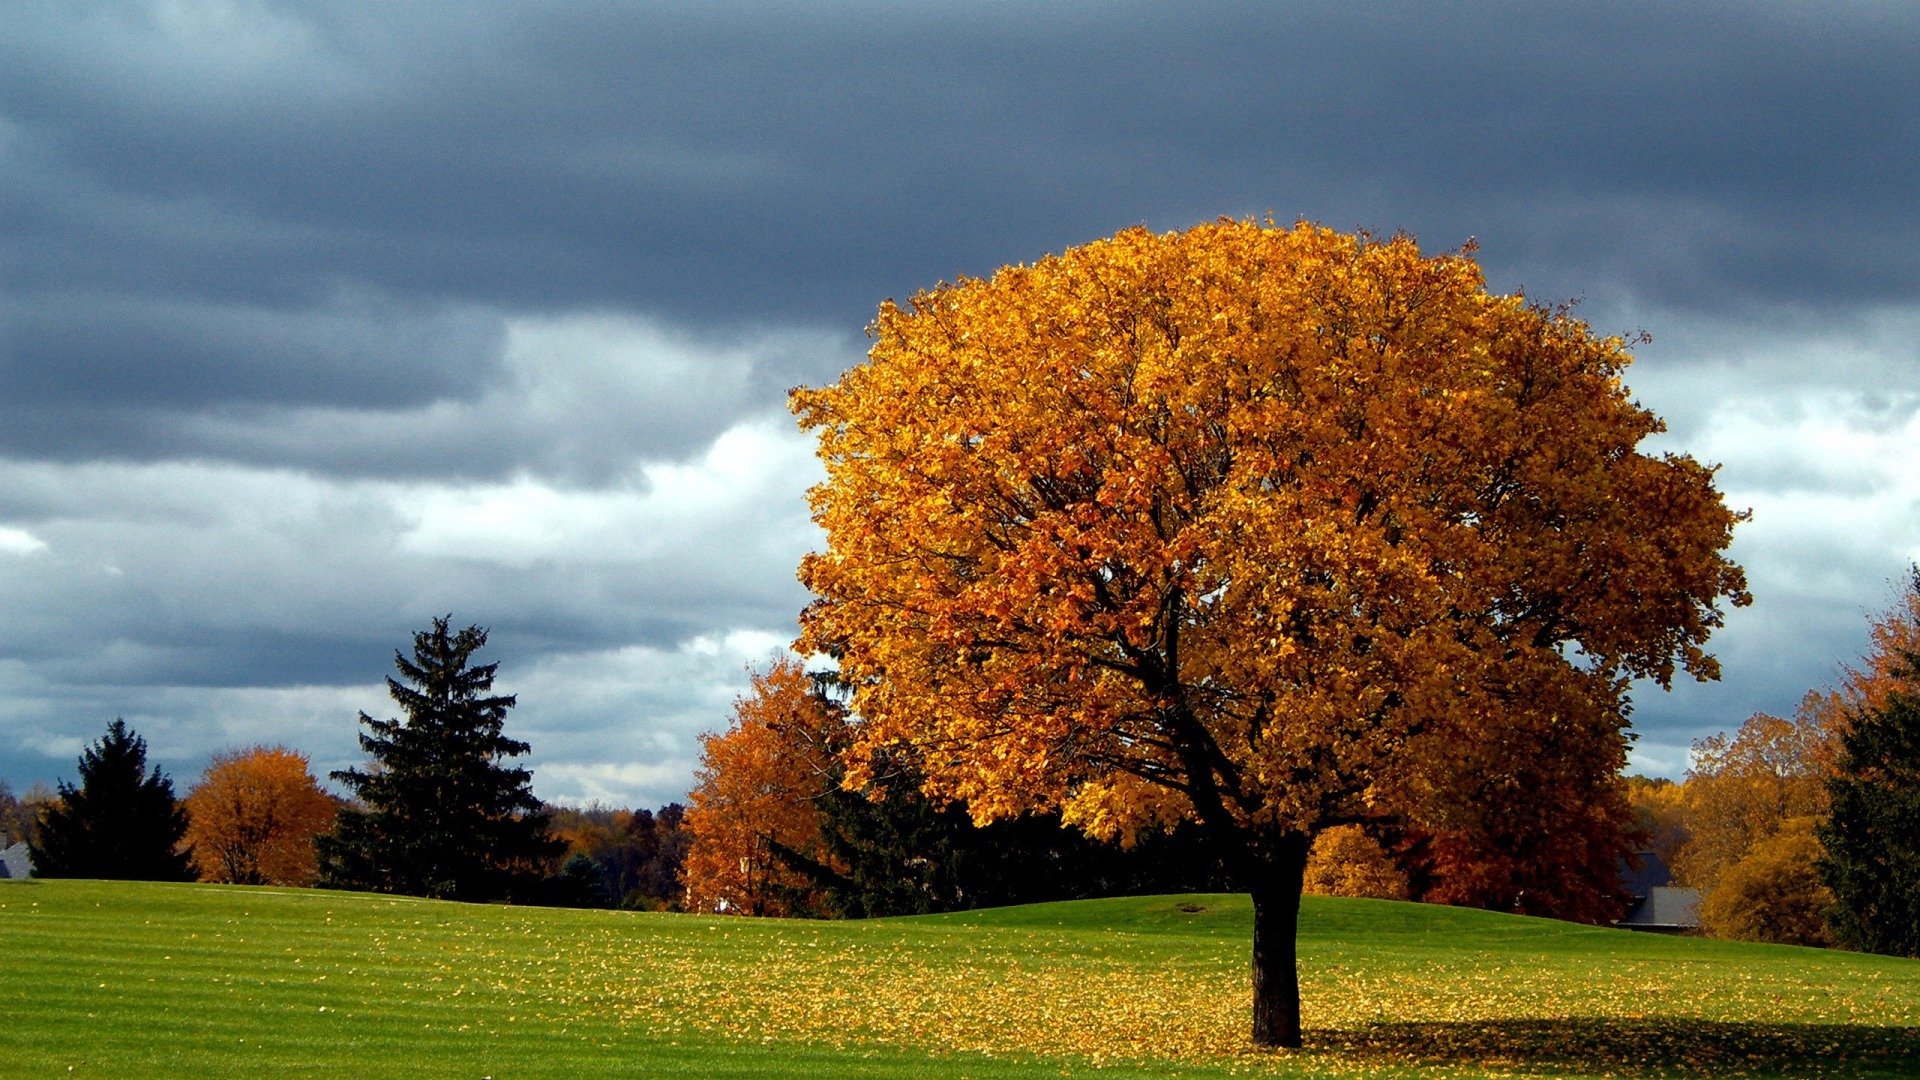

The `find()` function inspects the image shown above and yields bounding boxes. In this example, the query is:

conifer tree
[1820,570,1920,957]
[317,618,562,902]
[30,719,193,881]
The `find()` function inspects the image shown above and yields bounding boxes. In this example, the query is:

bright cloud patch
[397,417,819,566]
[0,527,46,555]
[501,629,797,807]
[1619,309,1920,774]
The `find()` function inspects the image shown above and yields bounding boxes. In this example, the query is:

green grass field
[1,881,1915,1078]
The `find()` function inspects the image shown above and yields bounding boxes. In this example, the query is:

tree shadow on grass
[1309,1018,1920,1077]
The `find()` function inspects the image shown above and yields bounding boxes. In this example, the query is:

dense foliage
[1678,698,1835,892]
[781,753,1235,918]
[1301,826,1408,900]
[318,618,562,902]
[546,801,691,909]
[0,780,55,849]
[29,719,194,881]
[683,661,1232,919]
[183,746,339,887]
[1623,775,1690,877]
[1820,570,1920,958]
[1697,815,1832,947]
[682,659,843,916]
[794,220,1747,1044]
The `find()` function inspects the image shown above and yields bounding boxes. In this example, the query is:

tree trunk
[1249,836,1310,1048]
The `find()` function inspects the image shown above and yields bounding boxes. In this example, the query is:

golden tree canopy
[1302,825,1408,900]
[795,220,1748,846]
[1678,696,1837,891]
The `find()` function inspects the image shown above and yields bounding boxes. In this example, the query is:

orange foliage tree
[682,659,843,916]
[182,746,339,886]
[1677,697,1836,893]
[1698,815,1833,946]
[1406,759,1639,923]
[793,220,1748,1046]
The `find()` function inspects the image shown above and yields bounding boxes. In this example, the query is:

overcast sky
[4,1,1916,807]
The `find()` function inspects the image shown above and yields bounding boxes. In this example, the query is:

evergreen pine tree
[30,719,194,880]
[775,745,1235,917]
[317,618,562,902]
[769,752,970,918]
[1819,578,1920,956]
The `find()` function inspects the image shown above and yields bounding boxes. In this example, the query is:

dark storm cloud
[0,292,501,408]
[6,2,1916,443]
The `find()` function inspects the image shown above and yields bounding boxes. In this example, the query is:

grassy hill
[1,880,1915,1078]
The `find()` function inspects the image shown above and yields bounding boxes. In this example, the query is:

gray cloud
[9,3,1917,331]
[0,414,818,676]
[6,3,1915,476]
[0,292,502,408]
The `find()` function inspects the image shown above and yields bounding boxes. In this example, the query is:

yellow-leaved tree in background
[183,745,338,887]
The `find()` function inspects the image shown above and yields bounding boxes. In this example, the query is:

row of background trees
[9,579,1916,960]
[7,624,1236,912]
[8,616,1228,912]
[9,619,690,910]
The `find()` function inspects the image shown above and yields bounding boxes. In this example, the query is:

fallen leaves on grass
[391,909,1920,1076]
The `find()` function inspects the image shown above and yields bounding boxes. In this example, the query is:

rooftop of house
[0,841,30,880]
[1618,850,1676,897]
[1614,850,1700,932]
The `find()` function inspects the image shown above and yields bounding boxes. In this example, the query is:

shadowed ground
[1317,1018,1920,1077]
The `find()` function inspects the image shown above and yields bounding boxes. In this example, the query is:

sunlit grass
[1,880,1915,1077]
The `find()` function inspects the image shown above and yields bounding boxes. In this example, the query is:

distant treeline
[16,581,1920,964]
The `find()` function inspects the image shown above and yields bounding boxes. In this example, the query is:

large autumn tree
[318,618,562,902]
[183,746,339,886]
[793,220,1748,1047]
